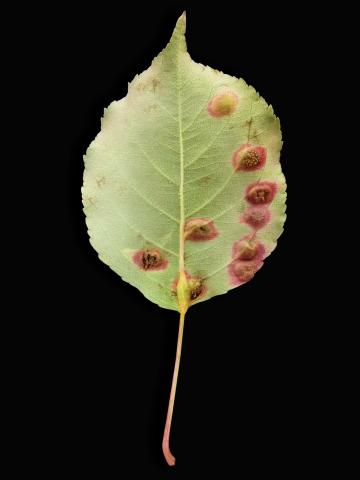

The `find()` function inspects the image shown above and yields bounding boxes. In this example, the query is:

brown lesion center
[142,249,162,270]
[236,241,258,260]
[190,283,202,300]
[184,218,218,242]
[241,150,260,168]
[197,225,209,235]
[187,278,204,301]
[251,188,270,203]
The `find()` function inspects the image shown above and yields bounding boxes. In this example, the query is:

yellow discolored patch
[208,91,238,117]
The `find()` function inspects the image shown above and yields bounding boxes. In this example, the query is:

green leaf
[82,12,286,466]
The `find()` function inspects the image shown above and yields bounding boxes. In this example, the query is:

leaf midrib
[176,52,185,275]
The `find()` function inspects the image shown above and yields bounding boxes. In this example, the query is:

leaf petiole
[162,309,186,466]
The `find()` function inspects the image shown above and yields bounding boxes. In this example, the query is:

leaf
[82,12,286,466]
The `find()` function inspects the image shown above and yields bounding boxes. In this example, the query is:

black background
[15,1,344,477]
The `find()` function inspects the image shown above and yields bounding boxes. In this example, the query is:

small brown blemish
[83,196,96,207]
[133,248,168,271]
[152,78,160,93]
[250,128,258,139]
[118,184,128,196]
[145,104,158,113]
[96,176,106,188]
[199,175,213,186]
[135,82,145,92]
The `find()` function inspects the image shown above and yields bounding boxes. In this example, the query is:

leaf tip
[173,11,186,38]
[162,12,187,58]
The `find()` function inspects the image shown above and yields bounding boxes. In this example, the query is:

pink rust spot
[172,272,207,302]
[242,206,271,230]
[228,236,265,285]
[232,144,267,172]
[207,91,238,118]
[232,238,265,262]
[228,260,263,285]
[133,248,168,271]
[245,181,277,205]
[184,218,218,242]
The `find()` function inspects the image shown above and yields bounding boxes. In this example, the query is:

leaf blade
[82,12,286,310]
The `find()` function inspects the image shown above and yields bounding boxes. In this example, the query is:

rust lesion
[171,273,207,304]
[184,218,218,242]
[228,236,266,285]
[207,91,238,118]
[246,182,277,205]
[142,249,162,270]
[242,206,270,230]
[241,150,260,168]
[232,262,260,283]
[133,248,169,271]
[189,278,204,301]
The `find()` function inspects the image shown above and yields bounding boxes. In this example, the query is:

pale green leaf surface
[82,14,286,312]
